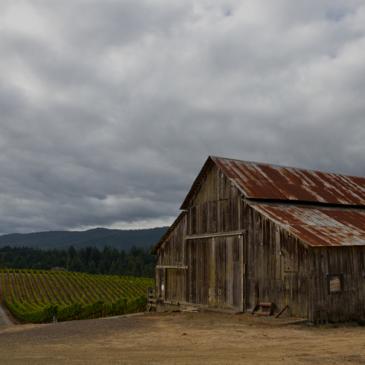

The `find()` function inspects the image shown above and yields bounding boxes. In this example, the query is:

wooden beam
[185,230,246,240]
[156,265,188,270]
[240,234,244,312]
[275,305,289,318]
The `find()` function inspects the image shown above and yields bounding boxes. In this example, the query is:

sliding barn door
[165,268,186,303]
[215,236,242,309]
[186,238,211,305]
[186,235,244,311]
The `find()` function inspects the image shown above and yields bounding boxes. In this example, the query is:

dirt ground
[1,312,365,365]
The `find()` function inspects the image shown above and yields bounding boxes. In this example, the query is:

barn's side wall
[244,203,312,318]
[157,215,186,267]
[310,246,365,322]
[246,204,365,322]
[156,214,187,303]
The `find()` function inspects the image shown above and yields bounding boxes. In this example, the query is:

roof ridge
[210,155,364,179]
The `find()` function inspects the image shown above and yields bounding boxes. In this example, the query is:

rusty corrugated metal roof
[251,203,365,247]
[212,156,365,206]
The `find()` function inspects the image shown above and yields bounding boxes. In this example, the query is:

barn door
[186,238,211,305]
[186,235,245,311]
[215,236,242,310]
[165,268,186,303]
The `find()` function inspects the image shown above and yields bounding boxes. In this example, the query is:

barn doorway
[185,234,245,311]
[165,268,186,303]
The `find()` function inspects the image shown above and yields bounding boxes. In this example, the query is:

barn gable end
[156,161,245,310]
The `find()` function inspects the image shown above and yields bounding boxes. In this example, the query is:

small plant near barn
[0,269,153,323]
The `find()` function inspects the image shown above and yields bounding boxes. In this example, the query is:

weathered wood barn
[154,156,365,322]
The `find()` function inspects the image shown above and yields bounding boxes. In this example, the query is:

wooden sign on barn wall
[327,274,343,294]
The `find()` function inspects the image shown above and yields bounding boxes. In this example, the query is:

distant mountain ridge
[0,227,168,251]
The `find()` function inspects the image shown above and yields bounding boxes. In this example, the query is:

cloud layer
[1,0,365,233]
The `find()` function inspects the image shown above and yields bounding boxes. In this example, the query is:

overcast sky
[1,0,365,234]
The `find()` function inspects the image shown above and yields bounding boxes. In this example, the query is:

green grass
[0,269,154,323]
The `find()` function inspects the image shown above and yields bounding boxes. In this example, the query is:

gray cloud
[0,0,365,233]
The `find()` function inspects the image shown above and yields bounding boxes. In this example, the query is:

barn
[154,156,365,322]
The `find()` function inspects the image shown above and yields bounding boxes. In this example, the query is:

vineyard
[0,269,154,323]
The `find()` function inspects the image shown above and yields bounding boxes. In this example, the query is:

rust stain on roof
[212,156,365,206]
[251,204,365,247]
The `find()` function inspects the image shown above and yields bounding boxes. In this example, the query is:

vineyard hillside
[0,269,153,323]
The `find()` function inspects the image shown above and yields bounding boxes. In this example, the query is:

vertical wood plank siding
[156,214,187,302]
[244,202,365,322]
[156,165,244,310]
[244,202,311,317]
[309,246,365,322]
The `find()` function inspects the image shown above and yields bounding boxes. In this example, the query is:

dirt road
[1,312,365,364]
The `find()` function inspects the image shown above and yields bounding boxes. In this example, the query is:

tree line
[0,246,156,277]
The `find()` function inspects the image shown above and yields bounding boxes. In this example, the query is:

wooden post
[240,233,245,312]
[209,237,216,306]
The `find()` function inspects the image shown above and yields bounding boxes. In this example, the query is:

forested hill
[0,227,168,251]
